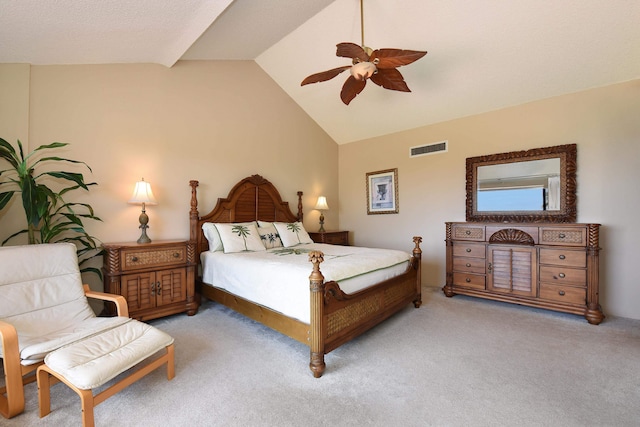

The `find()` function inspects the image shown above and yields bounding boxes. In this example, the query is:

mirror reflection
[477,158,560,212]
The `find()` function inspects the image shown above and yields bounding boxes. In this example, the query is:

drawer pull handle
[131,256,138,262]
[150,282,155,295]
[173,252,180,258]
[466,263,471,267]
[559,255,566,260]
[466,248,472,252]
[558,233,566,239]
[487,262,492,273]
[559,273,566,279]
[558,290,565,296]
[156,282,162,295]
[465,278,471,283]
[465,230,471,235]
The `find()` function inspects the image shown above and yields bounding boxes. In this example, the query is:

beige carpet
[5,287,640,426]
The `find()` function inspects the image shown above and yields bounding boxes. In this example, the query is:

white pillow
[203,221,256,252]
[257,221,273,228]
[214,222,266,253]
[258,224,283,249]
[202,223,223,252]
[273,222,313,247]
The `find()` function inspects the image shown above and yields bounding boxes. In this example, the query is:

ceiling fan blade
[340,76,367,105]
[301,66,351,86]
[370,49,427,69]
[370,68,411,92]
[336,42,369,62]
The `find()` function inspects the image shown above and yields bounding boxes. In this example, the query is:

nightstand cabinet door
[103,240,199,321]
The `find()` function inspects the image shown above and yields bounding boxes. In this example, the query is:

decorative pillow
[214,222,266,253]
[273,222,313,247]
[202,223,224,252]
[203,221,257,252]
[258,224,283,249]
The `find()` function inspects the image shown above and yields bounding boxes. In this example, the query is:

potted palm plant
[0,137,103,277]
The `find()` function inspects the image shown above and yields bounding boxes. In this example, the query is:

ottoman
[37,319,174,427]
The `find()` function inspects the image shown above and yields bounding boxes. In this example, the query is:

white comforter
[200,243,411,323]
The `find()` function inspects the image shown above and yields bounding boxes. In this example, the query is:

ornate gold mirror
[466,144,577,223]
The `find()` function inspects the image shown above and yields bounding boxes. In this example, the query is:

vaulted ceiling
[2,0,639,144]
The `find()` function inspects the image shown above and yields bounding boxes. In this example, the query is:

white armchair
[0,243,173,422]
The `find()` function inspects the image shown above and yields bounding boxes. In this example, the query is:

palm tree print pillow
[273,222,314,247]
[214,223,266,253]
[258,224,283,249]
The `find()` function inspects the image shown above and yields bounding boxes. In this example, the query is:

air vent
[410,140,448,158]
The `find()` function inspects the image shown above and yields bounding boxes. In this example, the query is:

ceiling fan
[301,0,427,105]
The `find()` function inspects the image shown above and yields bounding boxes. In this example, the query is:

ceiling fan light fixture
[350,61,377,81]
[300,1,427,105]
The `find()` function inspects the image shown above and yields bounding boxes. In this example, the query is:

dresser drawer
[453,242,486,258]
[122,245,186,271]
[453,257,486,274]
[539,227,587,247]
[539,283,586,305]
[452,225,485,241]
[539,265,586,286]
[453,272,486,290]
[539,248,586,268]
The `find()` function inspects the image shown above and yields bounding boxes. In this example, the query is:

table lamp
[314,196,329,232]
[128,178,157,243]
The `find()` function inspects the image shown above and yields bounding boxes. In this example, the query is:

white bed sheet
[200,243,411,323]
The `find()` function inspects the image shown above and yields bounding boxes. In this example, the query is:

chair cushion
[44,319,174,390]
[0,243,99,363]
[20,316,131,365]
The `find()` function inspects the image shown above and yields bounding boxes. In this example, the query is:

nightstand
[308,230,349,246]
[102,240,199,321]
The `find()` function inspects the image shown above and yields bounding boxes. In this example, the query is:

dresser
[308,230,349,246]
[443,222,603,324]
[103,240,199,321]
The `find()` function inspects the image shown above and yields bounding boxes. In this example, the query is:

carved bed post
[412,236,423,308]
[189,180,199,244]
[308,251,326,378]
[297,191,303,222]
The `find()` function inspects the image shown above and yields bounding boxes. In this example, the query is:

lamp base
[137,209,152,244]
[318,212,325,233]
[137,227,151,244]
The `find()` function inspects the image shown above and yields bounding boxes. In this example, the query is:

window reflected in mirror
[477,158,560,211]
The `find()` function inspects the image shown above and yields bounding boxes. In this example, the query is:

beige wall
[3,61,639,320]
[1,61,338,290]
[339,79,640,320]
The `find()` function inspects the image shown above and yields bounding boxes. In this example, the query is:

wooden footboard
[308,237,422,377]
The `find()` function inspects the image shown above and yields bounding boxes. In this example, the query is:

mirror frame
[466,144,577,223]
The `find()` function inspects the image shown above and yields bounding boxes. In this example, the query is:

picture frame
[366,168,399,214]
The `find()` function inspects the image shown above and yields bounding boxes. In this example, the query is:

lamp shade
[128,179,157,205]
[314,196,329,211]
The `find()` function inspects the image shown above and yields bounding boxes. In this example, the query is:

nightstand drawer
[121,246,186,271]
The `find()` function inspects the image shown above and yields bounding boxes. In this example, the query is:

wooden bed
[189,174,422,377]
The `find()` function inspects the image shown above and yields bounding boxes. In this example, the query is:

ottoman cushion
[44,319,174,390]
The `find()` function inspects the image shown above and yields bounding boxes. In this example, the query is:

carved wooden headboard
[189,174,303,260]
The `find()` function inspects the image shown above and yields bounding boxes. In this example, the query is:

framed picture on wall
[366,168,399,214]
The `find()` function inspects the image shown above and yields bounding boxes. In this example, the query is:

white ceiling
[2,0,639,144]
